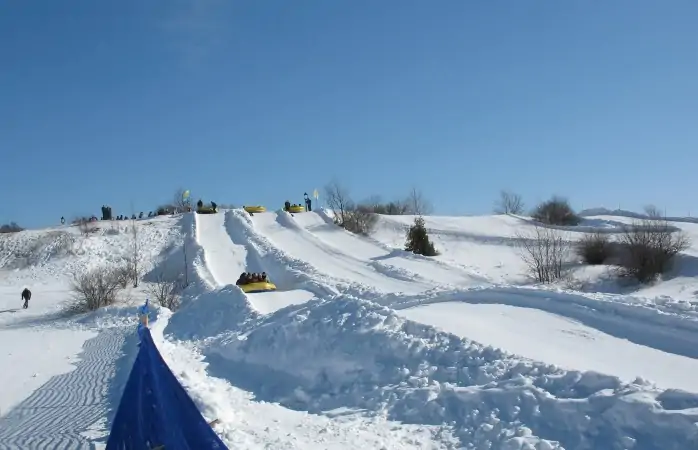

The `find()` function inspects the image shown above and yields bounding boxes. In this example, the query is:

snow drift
[207,295,698,450]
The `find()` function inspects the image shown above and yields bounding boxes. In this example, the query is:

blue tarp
[106,301,228,450]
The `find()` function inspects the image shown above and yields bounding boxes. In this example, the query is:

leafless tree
[324,180,353,225]
[494,190,525,215]
[616,217,690,283]
[384,200,409,215]
[127,217,143,287]
[516,225,571,283]
[363,195,383,211]
[68,266,124,313]
[406,187,433,215]
[174,188,190,213]
[360,195,409,215]
[147,270,186,311]
[643,204,663,219]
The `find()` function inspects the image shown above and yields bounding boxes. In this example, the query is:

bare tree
[324,180,353,225]
[360,195,409,215]
[406,187,433,216]
[68,266,124,313]
[363,195,384,211]
[516,225,571,283]
[616,217,690,283]
[384,200,409,215]
[127,217,143,287]
[494,190,525,215]
[643,204,663,219]
[147,270,186,311]
[174,188,190,213]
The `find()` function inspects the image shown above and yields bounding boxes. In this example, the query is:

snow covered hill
[1,209,698,449]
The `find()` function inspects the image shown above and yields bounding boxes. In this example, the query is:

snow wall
[106,301,228,450]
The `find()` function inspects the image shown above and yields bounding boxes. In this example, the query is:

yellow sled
[240,281,277,293]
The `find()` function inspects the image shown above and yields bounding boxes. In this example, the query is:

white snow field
[1,209,698,449]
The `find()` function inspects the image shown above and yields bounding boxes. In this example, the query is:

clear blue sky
[2,0,697,228]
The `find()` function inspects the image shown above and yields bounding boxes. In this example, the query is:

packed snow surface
[2,209,698,449]
[399,302,698,392]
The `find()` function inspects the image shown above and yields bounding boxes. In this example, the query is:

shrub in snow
[516,224,570,283]
[616,218,690,283]
[576,232,613,265]
[69,266,125,312]
[532,196,581,226]
[342,206,378,235]
[405,216,438,256]
[0,222,23,233]
[147,270,187,311]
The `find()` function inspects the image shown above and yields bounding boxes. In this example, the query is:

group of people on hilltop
[197,199,217,211]
[236,272,269,285]
[60,203,201,226]
[101,205,113,220]
[284,193,312,212]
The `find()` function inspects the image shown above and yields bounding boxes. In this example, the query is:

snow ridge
[208,295,698,450]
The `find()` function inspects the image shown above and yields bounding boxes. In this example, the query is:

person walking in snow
[21,288,31,309]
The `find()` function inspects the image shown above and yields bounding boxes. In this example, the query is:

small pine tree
[405,216,438,256]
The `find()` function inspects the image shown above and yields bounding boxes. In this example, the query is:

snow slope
[399,302,698,392]
[194,211,316,314]
[2,209,698,449]
[0,216,180,447]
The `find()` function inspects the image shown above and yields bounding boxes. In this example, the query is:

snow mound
[166,285,260,341]
[208,295,698,450]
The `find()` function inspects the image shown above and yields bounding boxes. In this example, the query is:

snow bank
[208,295,698,449]
[165,285,260,341]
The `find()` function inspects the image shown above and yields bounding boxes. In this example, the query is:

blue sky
[1,0,697,228]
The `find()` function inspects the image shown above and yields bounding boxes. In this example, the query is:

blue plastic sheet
[107,301,228,449]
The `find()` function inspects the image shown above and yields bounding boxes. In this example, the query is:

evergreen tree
[405,216,438,256]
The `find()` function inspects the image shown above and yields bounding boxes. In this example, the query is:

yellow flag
[313,189,319,200]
